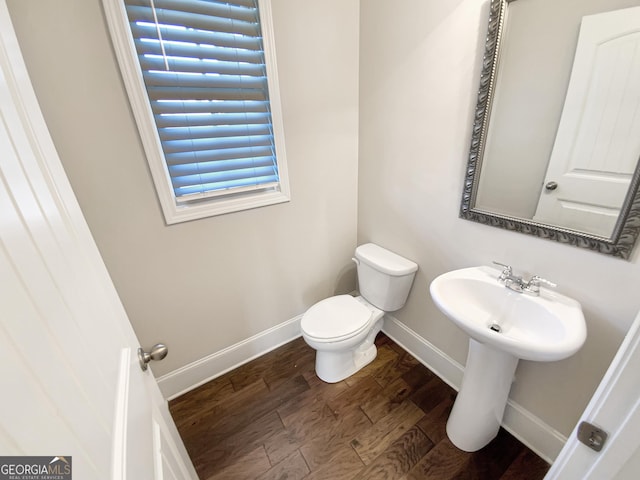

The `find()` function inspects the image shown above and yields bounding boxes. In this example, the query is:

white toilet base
[313,317,383,383]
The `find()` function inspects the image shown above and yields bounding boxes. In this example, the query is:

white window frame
[102,0,290,224]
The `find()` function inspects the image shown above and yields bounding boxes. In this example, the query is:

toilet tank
[354,243,418,311]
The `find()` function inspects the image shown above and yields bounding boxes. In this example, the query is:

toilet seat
[301,295,372,342]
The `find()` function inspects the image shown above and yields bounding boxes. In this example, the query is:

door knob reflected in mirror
[138,343,168,371]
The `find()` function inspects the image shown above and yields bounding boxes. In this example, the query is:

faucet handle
[492,261,512,280]
[524,275,557,295]
[528,275,556,288]
[492,261,512,271]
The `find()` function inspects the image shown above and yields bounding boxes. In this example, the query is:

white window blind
[122,0,286,205]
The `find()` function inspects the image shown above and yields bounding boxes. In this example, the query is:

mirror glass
[461,0,640,259]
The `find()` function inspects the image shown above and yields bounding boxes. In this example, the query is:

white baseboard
[157,311,566,462]
[156,315,303,400]
[382,315,465,390]
[382,315,567,464]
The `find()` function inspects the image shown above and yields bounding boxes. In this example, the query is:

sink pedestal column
[446,338,519,452]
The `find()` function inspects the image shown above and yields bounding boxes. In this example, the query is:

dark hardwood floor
[169,334,549,480]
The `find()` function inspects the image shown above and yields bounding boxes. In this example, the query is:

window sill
[162,190,291,225]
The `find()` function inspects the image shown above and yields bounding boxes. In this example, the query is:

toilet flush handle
[352,257,360,266]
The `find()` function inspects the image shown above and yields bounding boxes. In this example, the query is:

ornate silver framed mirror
[460,0,640,259]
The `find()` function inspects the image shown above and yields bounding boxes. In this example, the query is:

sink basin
[429,265,587,452]
[430,266,586,361]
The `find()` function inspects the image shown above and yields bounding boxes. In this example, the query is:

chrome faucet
[492,261,556,296]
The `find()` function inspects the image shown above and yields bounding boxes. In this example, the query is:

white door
[546,309,640,480]
[0,2,197,479]
[533,7,640,238]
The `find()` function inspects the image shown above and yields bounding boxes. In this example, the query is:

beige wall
[359,0,640,437]
[7,0,360,376]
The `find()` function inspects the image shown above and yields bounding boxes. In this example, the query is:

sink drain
[489,323,502,333]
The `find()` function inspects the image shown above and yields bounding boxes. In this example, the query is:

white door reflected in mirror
[533,7,640,238]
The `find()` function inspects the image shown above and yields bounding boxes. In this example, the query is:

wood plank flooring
[169,334,550,480]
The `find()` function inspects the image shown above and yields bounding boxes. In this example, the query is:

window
[103,0,289,224]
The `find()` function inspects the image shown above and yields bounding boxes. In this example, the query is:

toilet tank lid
[355,243,418,276]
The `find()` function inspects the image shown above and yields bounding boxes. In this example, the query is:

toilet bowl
[301,243,418,383]
[302,295,384,383]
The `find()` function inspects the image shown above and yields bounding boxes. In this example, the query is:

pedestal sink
[429,265,586,452]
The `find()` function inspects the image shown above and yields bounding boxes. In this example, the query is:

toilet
[301,243,418,383]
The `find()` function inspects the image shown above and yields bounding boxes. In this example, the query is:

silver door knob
[138,343,168,371]
[545,181,558,191]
